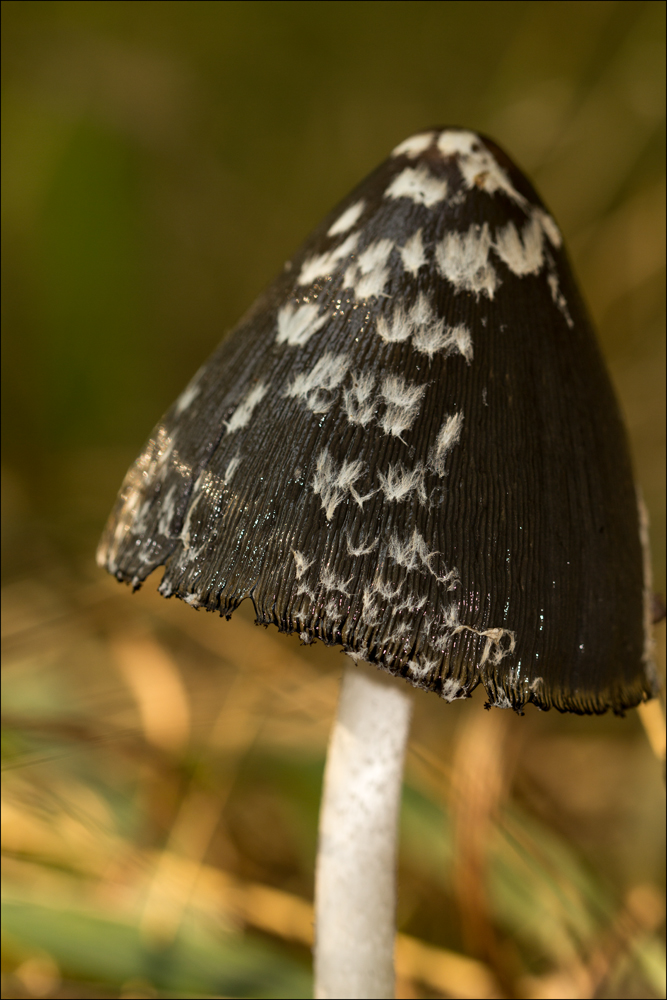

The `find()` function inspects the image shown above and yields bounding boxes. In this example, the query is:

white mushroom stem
[314,658,414,999]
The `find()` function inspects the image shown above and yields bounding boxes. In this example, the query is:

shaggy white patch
[276,302,330,347]
[441,678,466,702]
[385,165,448,207]
[286,353,350,413]
[156,484,178,537]
[342,371,377,426]
[320,567,353,595]
[435,222,499,298]
[494,214,545,277]
[436,129,528,209]
[298,232,359,285]
[377,294,473,361]
[534,207,562,247]
[429,412,464,475]
[346,533,378,557]
[343,239,394,300]
[376,305,412,345]
[174,370,203,414]
[225,383,269,433]
[399,229,426,275]
[312,449,372,521]
[379,374,426,439]
[377,462,427,504]
[391,132,437,158]
[408,656,440,681]
[434,602,517,667]
[388,529,459,587]
[224,454,241,482]
[328,199,365,236]
[292,549,314,579]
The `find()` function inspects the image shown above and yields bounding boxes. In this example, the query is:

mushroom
[98,128,658,999]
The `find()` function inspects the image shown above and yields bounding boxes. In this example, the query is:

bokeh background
[2,2,665,998]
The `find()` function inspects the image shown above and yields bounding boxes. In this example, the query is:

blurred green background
[2,2,665,998]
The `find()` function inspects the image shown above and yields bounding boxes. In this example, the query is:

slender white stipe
[314,660,413,999]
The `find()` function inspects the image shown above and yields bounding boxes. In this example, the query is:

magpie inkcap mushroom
[98,127,658,717]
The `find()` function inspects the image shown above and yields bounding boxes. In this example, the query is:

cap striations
[98,128,658,715]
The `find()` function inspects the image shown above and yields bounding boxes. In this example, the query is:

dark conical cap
[98,128,658,715]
